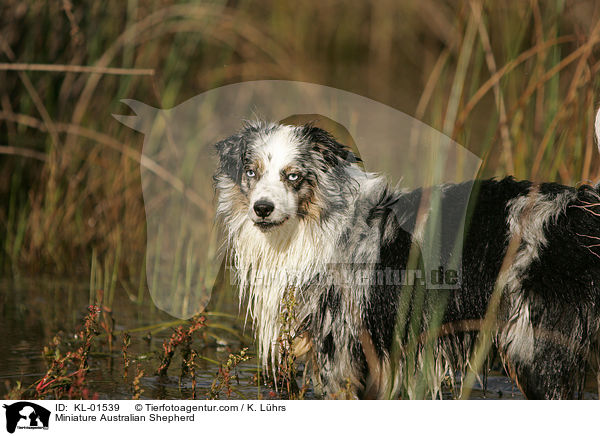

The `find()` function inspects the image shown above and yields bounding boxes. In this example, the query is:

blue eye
[287,173,299,181]
[246,169,256,178]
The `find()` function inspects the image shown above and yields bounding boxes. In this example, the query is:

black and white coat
[214,121,600,399]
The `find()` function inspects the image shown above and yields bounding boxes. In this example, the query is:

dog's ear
[302,124,361,168]
[214,132,247,184]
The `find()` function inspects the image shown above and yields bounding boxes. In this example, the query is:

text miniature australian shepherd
[214,118,600,399]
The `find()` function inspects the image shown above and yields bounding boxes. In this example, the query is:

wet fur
[214,121,600,399]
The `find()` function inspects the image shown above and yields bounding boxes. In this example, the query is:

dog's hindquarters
[497,183,600,399]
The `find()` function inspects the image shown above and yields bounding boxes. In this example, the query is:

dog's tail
[596,107,600,153]
[595,108,600,188]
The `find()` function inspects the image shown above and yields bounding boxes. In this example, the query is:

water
[0,277,270,400]
[0,278,596,400]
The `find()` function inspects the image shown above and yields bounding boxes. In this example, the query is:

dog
[213,118,600,399]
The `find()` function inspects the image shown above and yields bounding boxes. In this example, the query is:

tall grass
[1,0,599,274]
[1,0,600,398]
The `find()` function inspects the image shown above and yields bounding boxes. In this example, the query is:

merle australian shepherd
[213,117,600,399]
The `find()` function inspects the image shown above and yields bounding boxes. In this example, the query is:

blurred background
[1,0,600,276]
[1,0,600,399]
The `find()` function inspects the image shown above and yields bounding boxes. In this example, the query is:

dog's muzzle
[252,199,288,230]
[254,200,274,218]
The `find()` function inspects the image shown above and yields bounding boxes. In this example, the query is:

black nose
[253,200,274,218]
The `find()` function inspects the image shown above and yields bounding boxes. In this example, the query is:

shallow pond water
[0,278,596,400]
[0,277,315,400]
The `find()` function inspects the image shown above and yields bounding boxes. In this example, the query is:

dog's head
[214,121,359,232]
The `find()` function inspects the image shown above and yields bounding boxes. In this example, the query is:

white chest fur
[232,218,337,367]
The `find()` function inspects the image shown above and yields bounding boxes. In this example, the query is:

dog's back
[337,177,600,398]
[215,118,600,399]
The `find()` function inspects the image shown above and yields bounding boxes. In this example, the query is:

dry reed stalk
[0,63,154,75]
[455,36,575,131]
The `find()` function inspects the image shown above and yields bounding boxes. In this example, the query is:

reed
[1,0,600,399]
